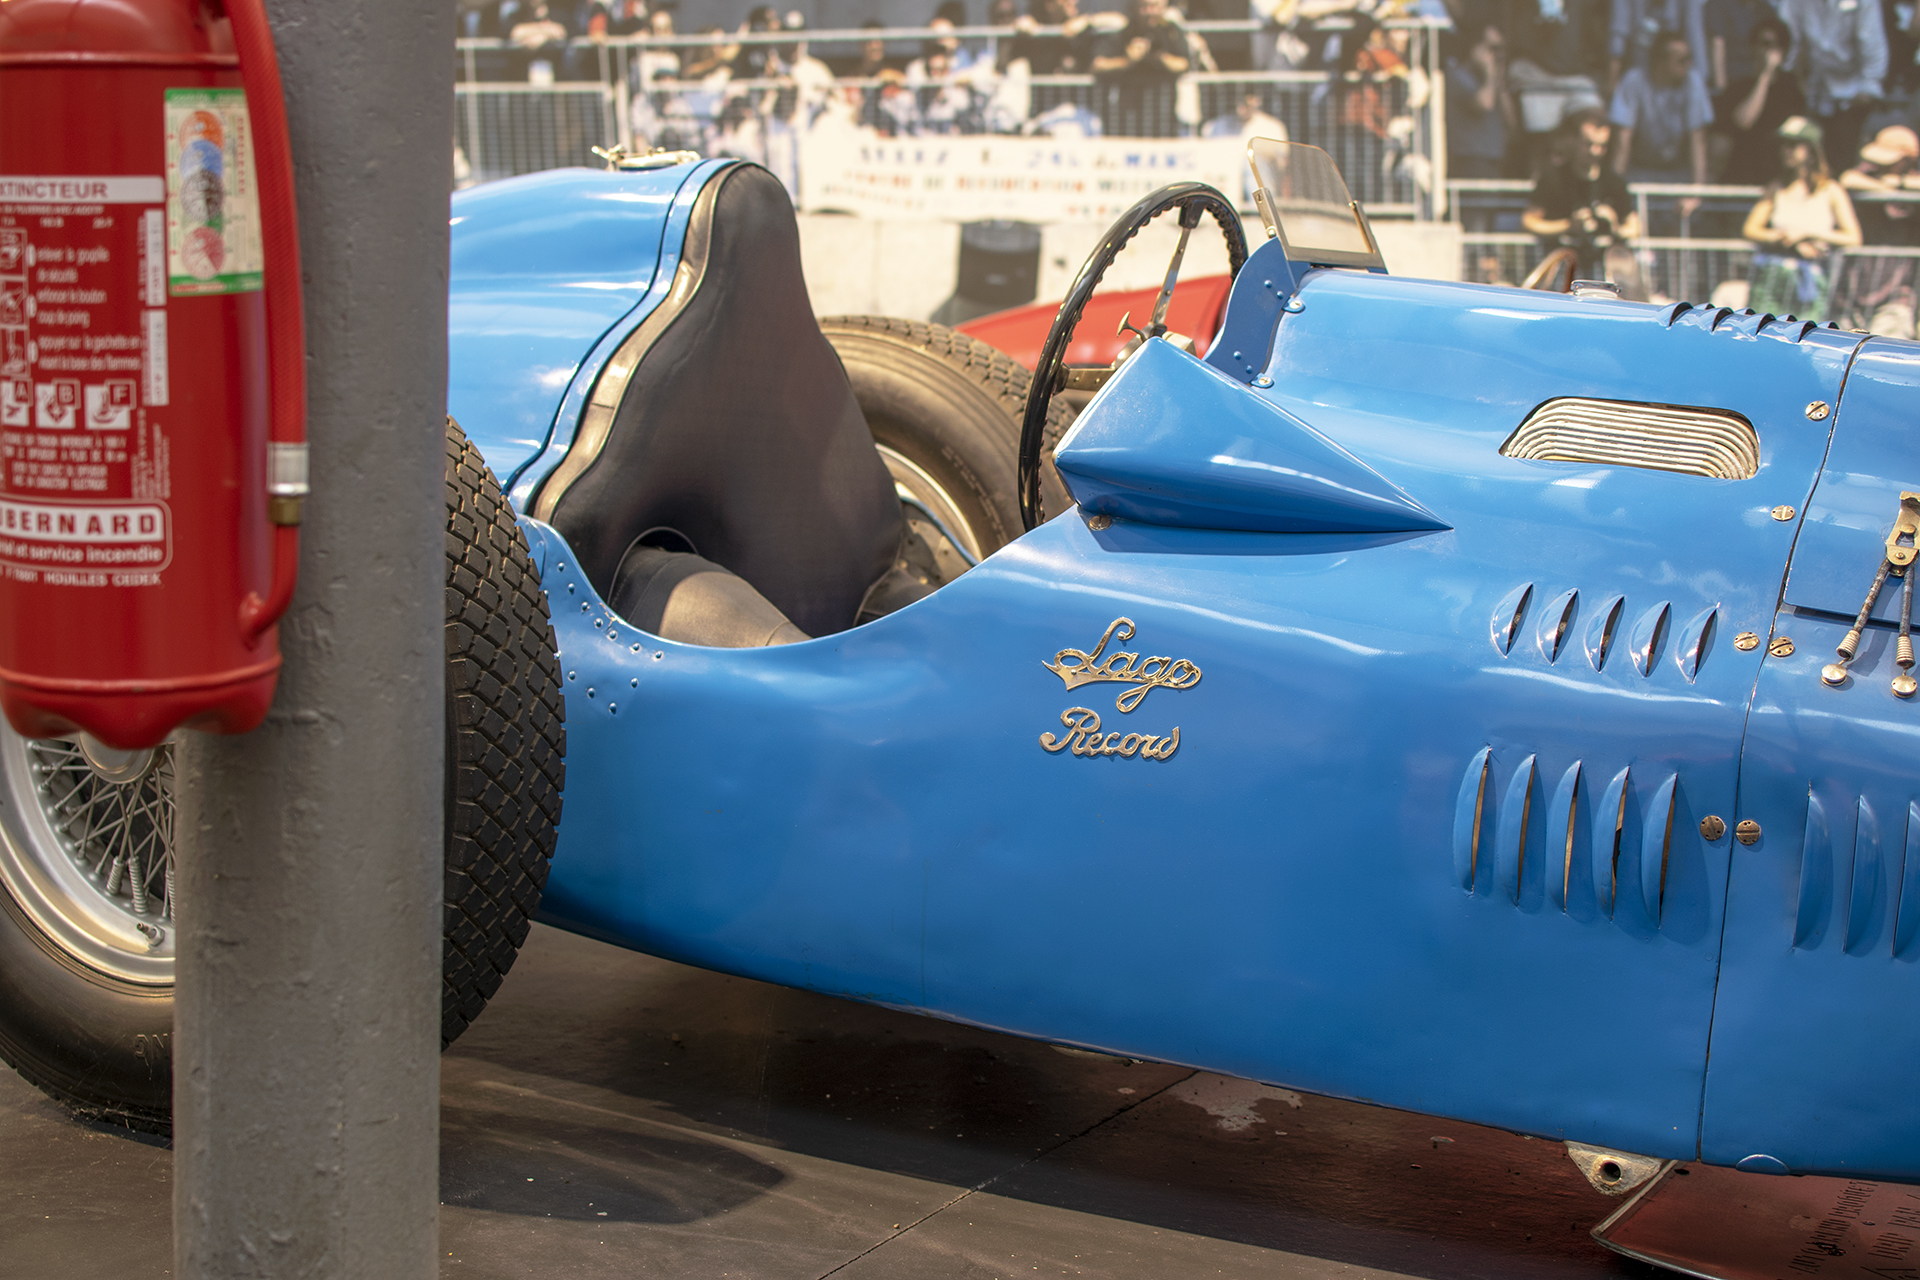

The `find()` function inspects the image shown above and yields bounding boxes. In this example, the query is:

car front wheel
[0,417,565,1133]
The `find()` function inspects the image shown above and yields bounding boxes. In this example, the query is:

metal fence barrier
[455,82,619,186]
[1449,179,1920,336]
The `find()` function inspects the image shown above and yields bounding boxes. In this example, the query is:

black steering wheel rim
[1017,181,1248,532]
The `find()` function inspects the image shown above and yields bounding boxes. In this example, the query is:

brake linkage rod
[1824,492,1920,697]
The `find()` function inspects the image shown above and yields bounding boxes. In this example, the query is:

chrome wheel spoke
[24,739,174,929]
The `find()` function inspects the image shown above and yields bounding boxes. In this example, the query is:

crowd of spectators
[1442,0,1917,183]
[455,0,1441,147]
[1442,0,1920,322]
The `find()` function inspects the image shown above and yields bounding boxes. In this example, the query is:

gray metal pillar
[173,2,452,1276]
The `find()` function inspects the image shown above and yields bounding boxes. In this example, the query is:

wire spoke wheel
[33,739,175,920]
[0,727,175,985]
[0,417,562,1135]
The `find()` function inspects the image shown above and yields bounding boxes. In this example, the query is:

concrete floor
[2,923,1660,1280]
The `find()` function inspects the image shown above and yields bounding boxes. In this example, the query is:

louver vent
[1501,398,1760,480]
[1452,747,1683,926]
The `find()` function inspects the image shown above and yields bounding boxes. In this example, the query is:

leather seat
[530,162,902,639]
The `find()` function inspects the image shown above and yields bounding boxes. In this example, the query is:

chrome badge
[1040,618,1199,760]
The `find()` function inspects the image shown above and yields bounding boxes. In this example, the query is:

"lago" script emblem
[1043,617,1202,711]
[1039,617,1199,761]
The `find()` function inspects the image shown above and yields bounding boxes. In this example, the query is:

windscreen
[1247,139,1376,261]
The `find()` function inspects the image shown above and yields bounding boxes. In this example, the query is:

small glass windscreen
[1247,139,1376,261]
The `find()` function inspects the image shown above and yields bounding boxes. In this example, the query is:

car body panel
[526,482,1721,1159]
[1704,340,1920,1179]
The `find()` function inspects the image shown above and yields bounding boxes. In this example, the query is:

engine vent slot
[1501,398,1760,480]
[1664,301,1821,342]
[1449,748,1684,928]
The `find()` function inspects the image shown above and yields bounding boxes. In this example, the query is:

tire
[0,733,174,1131]
[821,316,1075,551]
[441,418,567,1047]
[0,418,564,1133]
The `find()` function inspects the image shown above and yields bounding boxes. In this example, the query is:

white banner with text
[797,131,1250,223]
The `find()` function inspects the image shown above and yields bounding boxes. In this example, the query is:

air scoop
[1052,338,1450,534]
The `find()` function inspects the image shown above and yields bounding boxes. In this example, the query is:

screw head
[1253,374,1274,388]
[1735,631,1761,651]
[1772,505,1797,522]
[1823,662,1851,686]
[1086,513,1112,531]
[1898,673,1918,699]
[1700,815,1726,840]
[1806,401,1831,421]
[1769,636,1796,657]
[1736,819,1762,845]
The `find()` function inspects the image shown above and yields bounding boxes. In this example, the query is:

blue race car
[5,141,1917,1198]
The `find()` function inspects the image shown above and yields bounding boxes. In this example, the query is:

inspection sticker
[164,89,263,295]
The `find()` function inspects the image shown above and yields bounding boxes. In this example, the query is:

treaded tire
[0,420,563,1134]
[821,316,1075,541]
[0,862,172,1133]
[442,416,566,1048]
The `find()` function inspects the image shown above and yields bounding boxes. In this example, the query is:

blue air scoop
[1051,338,1450,534]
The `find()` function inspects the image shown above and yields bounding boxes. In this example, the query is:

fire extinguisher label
[0,498,169,575]
[163,89,264,297]
[0,171,171,587]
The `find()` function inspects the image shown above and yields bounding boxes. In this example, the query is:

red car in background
[957,275,1233,369]
[956,247,1582,369]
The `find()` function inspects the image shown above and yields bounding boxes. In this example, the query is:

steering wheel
[1017,181,1248,531]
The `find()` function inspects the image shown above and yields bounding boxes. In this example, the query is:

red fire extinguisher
[0,0,306,749]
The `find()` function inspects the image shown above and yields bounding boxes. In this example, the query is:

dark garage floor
[2,923,1660,1280]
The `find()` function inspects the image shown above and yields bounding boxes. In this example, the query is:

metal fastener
[1772,505,1797,522]
[1769,636,1796,657]
[1823,662,1850,686]
[1898,674,1918,699]
[1253,375,1274,388]
[1700,815,1726,840]
[1806,401,1831,421]
[1087,513,1113,531]
[1735,631,1761,651]
[1736,819,1762,845]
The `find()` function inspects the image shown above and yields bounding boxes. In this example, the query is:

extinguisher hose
[226,0,307,644]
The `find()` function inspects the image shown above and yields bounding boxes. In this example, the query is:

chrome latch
[591,145,702,171]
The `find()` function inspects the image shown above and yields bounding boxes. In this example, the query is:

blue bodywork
[451,159,1920,1180]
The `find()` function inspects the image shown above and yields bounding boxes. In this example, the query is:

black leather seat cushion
[534,163,902,637]
[609,545,809,648]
